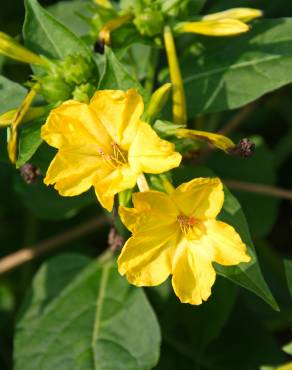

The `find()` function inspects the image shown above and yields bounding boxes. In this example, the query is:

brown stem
[219,102,256,136]
[0,216,109,275]
[225,179,292,201]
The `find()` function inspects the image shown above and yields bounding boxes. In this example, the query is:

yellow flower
[202,8,263,23]
[118,177,251,305]
[41,89,181,211]
[0,31,46,65]
[175,7,262,37]
[176,128,235,152]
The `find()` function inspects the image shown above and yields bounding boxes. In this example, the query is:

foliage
[0,0,292,369]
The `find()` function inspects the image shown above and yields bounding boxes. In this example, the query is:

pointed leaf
[23,0,92,60]
[99,46,146,98]
[14,254,161,370]
[0,76,27,114]
[181,19,292,116]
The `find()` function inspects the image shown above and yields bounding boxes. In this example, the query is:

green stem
[144,47,158,96]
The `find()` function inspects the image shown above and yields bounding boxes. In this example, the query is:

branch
[0,216,109,275]
[219,102,256,136]
[225,179,292,201]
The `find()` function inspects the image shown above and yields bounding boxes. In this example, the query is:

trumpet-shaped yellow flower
[0,31,46,65]
[175,7,262,37]
[202,8,263,23]
[7,84,39,163]
[41,89,181,211]
[175,18,249,37]
[176,128,235,152]
[118,177,251,305]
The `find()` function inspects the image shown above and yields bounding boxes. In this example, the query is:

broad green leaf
[23,0,92,60]
[47,0,92,37]
[14,176,95,220]
[99,47,146,98]
[172,165,278,310]
[153,277,237,368]
[0,76,26,114]
[181,19,292,116]
[217,187,278,310]
[205,301,285,370]
[14,253,161,370]
[17,120,43,168]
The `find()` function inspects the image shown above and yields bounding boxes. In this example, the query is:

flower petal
[129,121,182,173]
[202,8,263,23]
[94,166,138,211]
[89,89,144,148]
[176,19,249,36]
[205,220,251,265]
[44,150,105,196]
[0,31,46,65]
[172,238,216,305]
[172,177,224,219]
[176,128,235,152]
[118,228,178,286]
[41,100,112,153]
[119,190,179,233]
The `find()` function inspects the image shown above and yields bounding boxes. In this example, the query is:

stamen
[98,143,128,169]
[177,214,203,237]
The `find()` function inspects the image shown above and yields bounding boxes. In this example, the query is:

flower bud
[20,163,40,184]
[60,54,94,85]
[39,76,72,103]
[228,138,256,158]
[134,8,164,36]
[144,83,172,124]
[72,83,96,103]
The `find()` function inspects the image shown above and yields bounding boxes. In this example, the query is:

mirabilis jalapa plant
[3,1,292,369]
[0,0,264,305]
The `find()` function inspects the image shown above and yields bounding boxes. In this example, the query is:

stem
[137,173,150,192]
[219,102,256,135]
[225,179,292,201]
[0,216,109,275]
[163,26,187,125]
[144,47,158,95]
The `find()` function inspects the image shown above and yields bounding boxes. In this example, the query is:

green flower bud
[72,83,96,103]
[40,76,72,103]
[133,8,164,36]
[60,54,95,85]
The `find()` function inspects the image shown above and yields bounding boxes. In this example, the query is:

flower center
[177,214,205,239]
[98,142,128,169]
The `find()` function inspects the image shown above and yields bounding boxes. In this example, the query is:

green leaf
[154,277,237,365]
[181,19,292,116]
[14,176,95,220]
[47,0,92,38]
[0,76,27,114]
[14,253,161,370]
[23,0,92,60]
[172,165,278,310]
[217,187,278,310]
[99,47,146,98]
[16,120,43,168]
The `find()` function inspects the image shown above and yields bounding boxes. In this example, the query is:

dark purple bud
[108,227,124,252]
[94,40,105,54]
[228,138,256,158]
[20,163,40,184]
